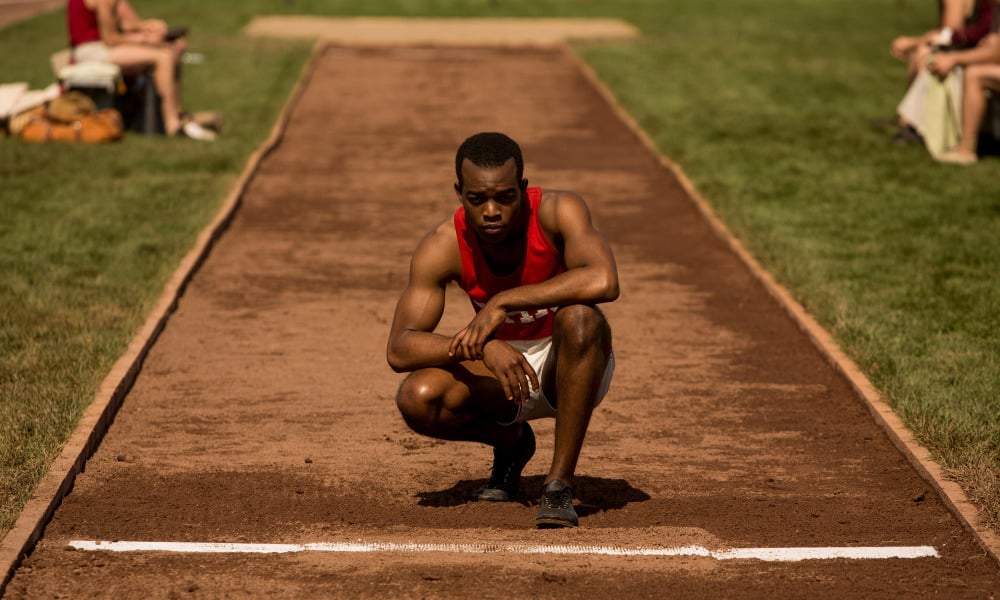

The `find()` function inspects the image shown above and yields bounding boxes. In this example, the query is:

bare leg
[395,363,522,448]
[543,305,612,488]
[108,43,182,135]
[958,65,1000,156]
[170,38,186,107]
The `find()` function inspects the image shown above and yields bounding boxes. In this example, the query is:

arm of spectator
[929,33,1000,75]
[939,0,972,32]
[115,0,167,40]
[94,0,130,45]
[891,35,922,59]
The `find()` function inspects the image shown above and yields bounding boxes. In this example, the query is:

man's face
[455,157,526,245]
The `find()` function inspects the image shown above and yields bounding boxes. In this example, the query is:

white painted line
[68,540,939,562]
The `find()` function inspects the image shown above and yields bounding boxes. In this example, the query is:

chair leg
[134,67,165,135]
[989,92,1000,141]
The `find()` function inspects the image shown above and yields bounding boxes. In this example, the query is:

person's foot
[535,479,578,528]
[936,149,978,165]
[173,119,216,141]
[891,124,923,145]
[180,110,223,133]
[475,423,535,502]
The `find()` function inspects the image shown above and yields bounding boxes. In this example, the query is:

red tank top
[68,0,101,47]
[454,187,565,341]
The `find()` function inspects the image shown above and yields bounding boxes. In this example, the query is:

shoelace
[541,488,572,509]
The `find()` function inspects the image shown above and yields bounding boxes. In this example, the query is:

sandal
[179,110,223,133]
[172,119,216,141]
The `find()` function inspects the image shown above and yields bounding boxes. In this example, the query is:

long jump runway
[7,46,999,597]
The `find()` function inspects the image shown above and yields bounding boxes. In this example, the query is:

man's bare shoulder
[410,214,462,281]
[537,188,591,234]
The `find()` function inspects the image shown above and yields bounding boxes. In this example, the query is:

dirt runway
[0,0,61,31]
[6,46,999,597]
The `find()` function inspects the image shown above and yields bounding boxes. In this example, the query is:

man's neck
[479,232,527,277]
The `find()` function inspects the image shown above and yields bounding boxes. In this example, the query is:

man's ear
[454,181,463,200]
[520,178,529,192]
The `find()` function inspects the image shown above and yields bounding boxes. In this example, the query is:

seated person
[889,0,995,145]
[892,0,994,85]
[67,0,214,140]
[929,31,1000,163]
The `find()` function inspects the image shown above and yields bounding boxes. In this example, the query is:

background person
[891,0,993,84]
[67,0,214,140]
[386,132,619,528]
[929,30,1000,163]
[885,0,994,144]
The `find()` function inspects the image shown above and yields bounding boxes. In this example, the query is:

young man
[386,132,619,528]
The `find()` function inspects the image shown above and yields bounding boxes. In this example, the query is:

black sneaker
[475,423,535,502]
[535,479,578,528]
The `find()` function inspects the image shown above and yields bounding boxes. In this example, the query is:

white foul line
[68,540,939,562]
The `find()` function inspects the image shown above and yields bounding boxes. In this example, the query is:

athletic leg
[396,363,534,501]
[535,304,612,527]
[395,362,522,447]
[543,304,612,488]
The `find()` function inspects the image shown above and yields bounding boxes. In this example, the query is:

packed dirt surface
[243,16,639,46]
[0,0,61,31]
[6,46,999,597]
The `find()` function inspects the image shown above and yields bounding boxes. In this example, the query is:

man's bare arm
[386,222,462,373]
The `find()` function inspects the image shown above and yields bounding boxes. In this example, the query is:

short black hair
[454,132,524,189]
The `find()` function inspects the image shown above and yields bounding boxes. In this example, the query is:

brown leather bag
[19,105,124,144]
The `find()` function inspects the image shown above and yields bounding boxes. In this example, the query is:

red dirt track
[0,0,61,31]
[6,46,999,597]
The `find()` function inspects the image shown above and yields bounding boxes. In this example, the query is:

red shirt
[952,0,995,48]
[68,0,101,47]
[454,187,565,341]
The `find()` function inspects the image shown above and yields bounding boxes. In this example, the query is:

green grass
[2,0,998,539]
[0,4,312,534]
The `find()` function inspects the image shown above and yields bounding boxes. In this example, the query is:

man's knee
[553,305,611,353]
[395,373,443,432]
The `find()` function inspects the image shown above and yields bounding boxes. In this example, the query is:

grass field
[1,0,997,540]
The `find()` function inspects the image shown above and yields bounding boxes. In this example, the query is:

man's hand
[481,340,539,404]
[448,302,507,360]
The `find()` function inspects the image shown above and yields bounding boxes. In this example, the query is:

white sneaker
[180,120,216,141]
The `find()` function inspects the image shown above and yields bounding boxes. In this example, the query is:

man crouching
[386,132,619,528]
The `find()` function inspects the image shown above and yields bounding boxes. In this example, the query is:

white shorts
[72,41,112,64]
[498,336,615,425]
